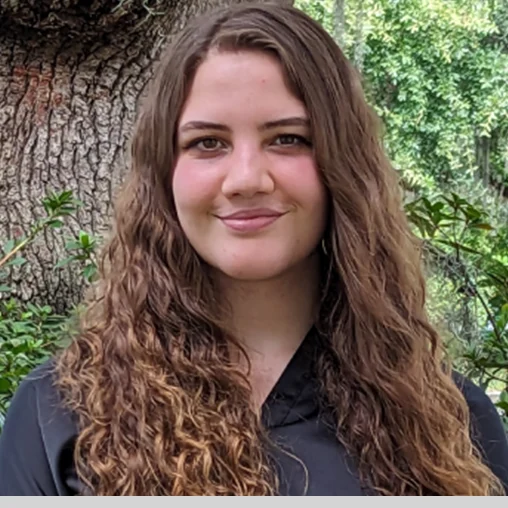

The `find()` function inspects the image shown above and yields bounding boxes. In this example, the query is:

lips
[217,208,285,233]
[220,208,283,220]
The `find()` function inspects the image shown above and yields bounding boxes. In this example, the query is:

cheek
[277,157,327,216]
[172,159,219,213]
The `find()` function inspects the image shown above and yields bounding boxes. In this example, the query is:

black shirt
[1,329,508,495]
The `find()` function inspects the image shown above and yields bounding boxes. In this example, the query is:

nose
[221,144,275,198]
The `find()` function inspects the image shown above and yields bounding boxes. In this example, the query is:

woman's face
[173,49,328,281]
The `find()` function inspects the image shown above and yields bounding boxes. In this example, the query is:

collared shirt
[1,328,507,495]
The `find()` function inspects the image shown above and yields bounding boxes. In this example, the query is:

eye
[185,137,224,151]
[273,134,311,147]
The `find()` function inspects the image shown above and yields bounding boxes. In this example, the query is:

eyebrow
[179,116,310,134]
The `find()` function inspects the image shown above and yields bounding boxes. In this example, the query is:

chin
[213,259,291,282]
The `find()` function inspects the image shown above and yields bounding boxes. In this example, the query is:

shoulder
[0,359,79,495]
[5,359,62,424]
[452,370,505,437]
[5,358,78,439]
[2,359,57,422]
[453,371,500,416]
[18,357,57,392]
[452,371,508,493]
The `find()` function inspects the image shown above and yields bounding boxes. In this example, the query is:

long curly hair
[55,2,504,496]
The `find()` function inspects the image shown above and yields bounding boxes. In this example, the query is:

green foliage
[54,230,99,283]
[0,191,98,429]
[0,191,80,286]
[294,0,335,34]
[298,0,508,192]
[363,0,508,192]
[406,193,508,403]
[0,300,71,427]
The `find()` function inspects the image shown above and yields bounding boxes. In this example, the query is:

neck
[213,253,322,405]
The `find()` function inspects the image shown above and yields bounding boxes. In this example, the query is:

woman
[0,2,507,496]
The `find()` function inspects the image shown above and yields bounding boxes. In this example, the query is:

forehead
[179,50,307,124]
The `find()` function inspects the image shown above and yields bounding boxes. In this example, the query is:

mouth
[217,209,286,233]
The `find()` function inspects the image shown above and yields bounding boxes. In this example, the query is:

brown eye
[198,138,221,150]
[183,137,224,152]
[274,134,310,147]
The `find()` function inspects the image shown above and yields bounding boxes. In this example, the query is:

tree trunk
[0,0,292,312]
[352,0,364,72]
[333,0,345,48]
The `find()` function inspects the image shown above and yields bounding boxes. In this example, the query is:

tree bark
[333,0,345,48]
[352,0,364,72]
[0,0,292,312]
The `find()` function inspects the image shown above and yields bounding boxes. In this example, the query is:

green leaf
[79,231,90,248]
[26,303,40,314]
[496,400,508,413]
[6,257,26,267]
[54,257,74,270]
[11,343,30,355]
[2,239,15,254]
[0,284,11,292]
[0,379,11,394]
[64,241,82,251]
[57,206,76,215]
[12,322,35,335]
[58,190,73,202]
[468,222,494,231]
[47,219,64,229]
[83,264,97,282]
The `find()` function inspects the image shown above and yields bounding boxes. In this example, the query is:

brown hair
[55,2,503,495]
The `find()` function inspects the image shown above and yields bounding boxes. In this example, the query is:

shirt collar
[261,326,320,428]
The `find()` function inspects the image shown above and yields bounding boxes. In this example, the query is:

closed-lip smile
[217,208,286,233]
[220,208,283,220]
